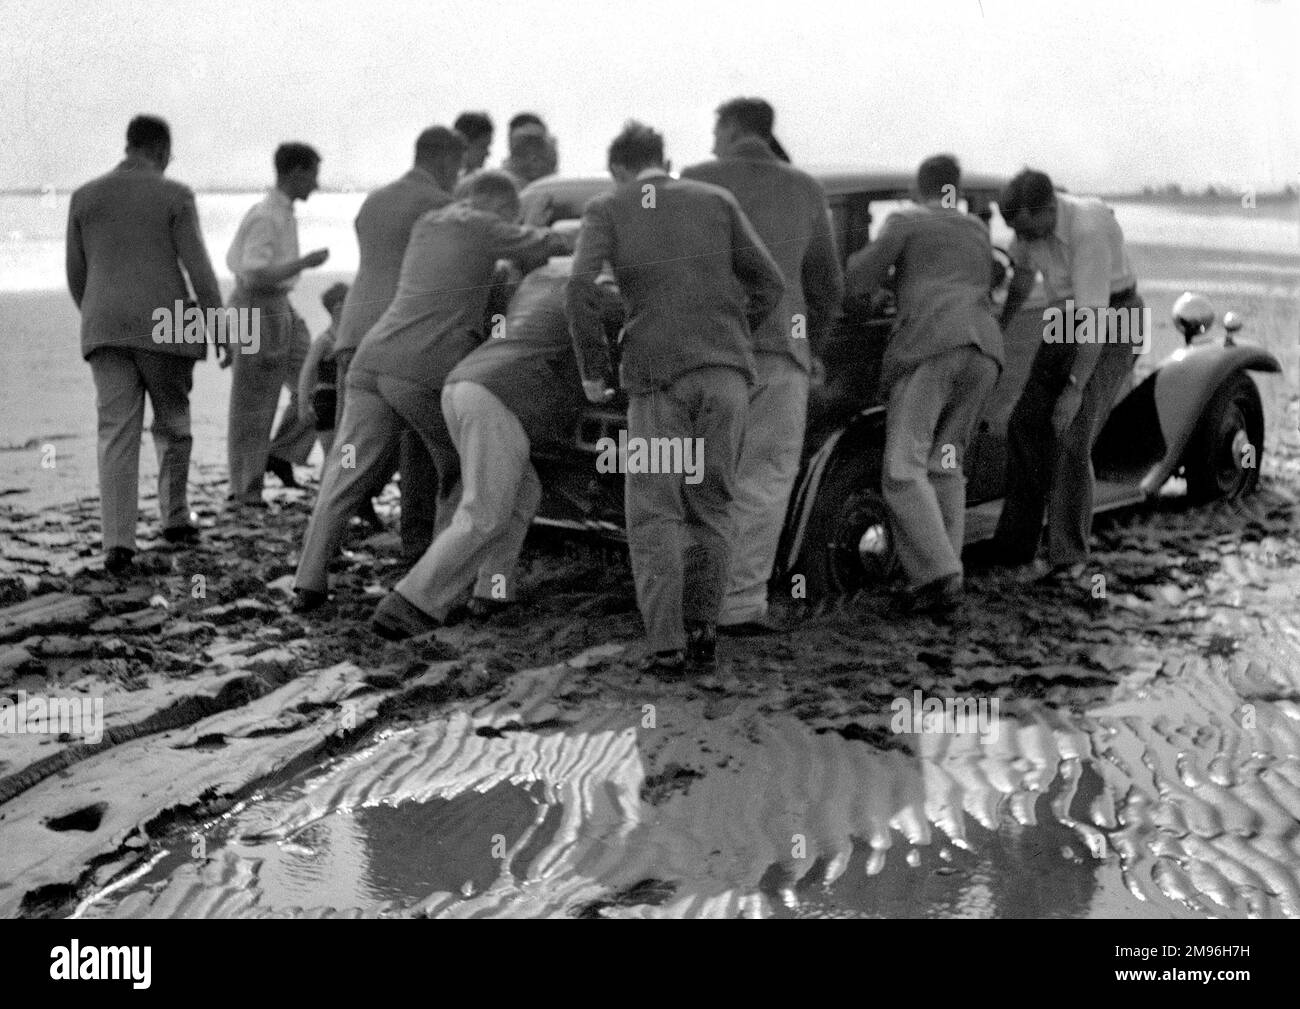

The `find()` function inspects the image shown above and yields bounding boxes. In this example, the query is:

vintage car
[524,169,1281,599]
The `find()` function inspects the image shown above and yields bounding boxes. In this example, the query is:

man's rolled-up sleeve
[566,201,616,386]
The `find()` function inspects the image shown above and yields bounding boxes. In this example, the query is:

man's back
[682,141,841,365]
[334,168,453,354]
[850,204,1002,387]
[572,174,783,393]
[448,258,583,447]
[353,202,553,388]
[67,163,220,359]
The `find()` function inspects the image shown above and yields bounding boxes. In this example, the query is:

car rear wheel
[1183,372,1264,502]
[791,447,899,602]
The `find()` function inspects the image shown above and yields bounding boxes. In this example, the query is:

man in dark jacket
[845,155,1003,614]
[568,121,785,673]
[371,255,618,639]
[66,114,224,574]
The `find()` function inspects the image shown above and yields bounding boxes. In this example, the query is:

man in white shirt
[225,142,330,506]
[992,168,1143,578]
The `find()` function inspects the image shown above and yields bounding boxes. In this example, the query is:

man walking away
[66,115,224,575]
[991,169,1143,583]
[568,121,785,674]
[293,171,569,612]
[332,126,465,556]
[845,154,1003,614]
[681,96,843,634]
[225,142,329,508]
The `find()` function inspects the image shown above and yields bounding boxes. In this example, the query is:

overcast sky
[2,0,1297,193]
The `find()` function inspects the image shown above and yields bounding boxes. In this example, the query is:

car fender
[1140,342,1280,494]
[778,406,887,575]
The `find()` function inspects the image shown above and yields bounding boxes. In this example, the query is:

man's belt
[1109,285,1138,305]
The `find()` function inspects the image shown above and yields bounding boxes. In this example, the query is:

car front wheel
[791,447,899,602]
[1183,371,1264,502]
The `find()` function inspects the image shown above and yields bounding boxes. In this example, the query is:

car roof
[523,167,1010,221]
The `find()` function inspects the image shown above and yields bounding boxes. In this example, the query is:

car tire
[791,445,899,602]
[1183,371,1264,503]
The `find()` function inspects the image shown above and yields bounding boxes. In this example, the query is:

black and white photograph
[0,0,1297,965]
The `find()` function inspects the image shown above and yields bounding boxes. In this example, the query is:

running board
[964,481,1148,545]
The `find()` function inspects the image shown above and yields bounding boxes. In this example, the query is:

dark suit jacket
[334,167,454,355]
[681,139,843,371]
[567,171,785,395]
[846,203,1003,390]
[447,257,588,448]
[66,156,222,360]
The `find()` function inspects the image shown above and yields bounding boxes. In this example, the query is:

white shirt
[227,187,299,289]
[1009,193,1136,310]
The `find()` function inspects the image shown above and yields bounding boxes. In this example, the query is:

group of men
[66,101,1142,674]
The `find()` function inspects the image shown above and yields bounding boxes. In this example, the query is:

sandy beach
[2,195,1299,918]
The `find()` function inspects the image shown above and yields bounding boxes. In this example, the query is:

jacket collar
[724,136,778,162]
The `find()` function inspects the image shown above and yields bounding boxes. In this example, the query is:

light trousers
[626,366,749,653]
[294,366,459,593]
[720,353,809,625]
[226,289,308,503]
[883,345,999,588]
[88,347,196,550]
[396,381,541,619]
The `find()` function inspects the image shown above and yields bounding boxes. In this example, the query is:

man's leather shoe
[371,591,441,641]
[465,596,514,620]
[266,456,300,489]
[686,624,717,671]
[292,588,328,613]
[162,524,200,545]
[901,573,963,615]
[104,547,135,576]
[639,649,687,675]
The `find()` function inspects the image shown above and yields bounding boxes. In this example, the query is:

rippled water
[76,618,1300,918]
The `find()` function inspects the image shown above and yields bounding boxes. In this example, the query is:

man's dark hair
[274,142,321,177]
[917,154,961,200]
[126,115,170,151]
[508,129,550,161]
[462,169,520,204]
[607,121,664,172]
[1001,168,1056,217]
[415,126,467,162]
[453,111,493,142]
[716,97,776,139]
[508,112,546,134]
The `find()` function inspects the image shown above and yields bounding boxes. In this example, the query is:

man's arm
[566,201,617,396]
[172,190,223,317]
[297,331,333,425]
[844,215,906,299]
[802,201,844,349]
[486,217,569,274]
[65,199,87,308]
[727,197,784,334]
[1063,214,1116,391]
[998,256,1036,330]
[235,218,327,289]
